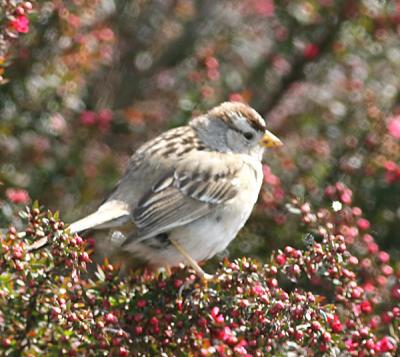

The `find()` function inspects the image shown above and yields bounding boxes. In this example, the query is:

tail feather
[69,200,130,234]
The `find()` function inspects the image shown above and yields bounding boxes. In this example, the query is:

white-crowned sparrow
[69,102,282,278]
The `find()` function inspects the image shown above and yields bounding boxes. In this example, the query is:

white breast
[166,157,263,264]
[130,156,264,267]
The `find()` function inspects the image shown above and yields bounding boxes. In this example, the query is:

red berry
[360,300,372,314]
[273,301,285,313]
[112,337,121,347]
[375,336,396,353]
[80,252,91,263]
[105,312,118,325]
[118,347,129,357]
[136,299,147,308]
[348,256,358,265]
[311,321,321,331]
[15,7,25,15]
[149,317,158,326]
[267,278,278,288]
[381,312,393,324]
[174,279,183,288]
[2,338,12,347]
[357,218,370,230]
[12,246,23,259]
[391,285,400,300]
[275,254,286,265]
[365,339,375,350]
[378,251,390,263]
[294,330,303,341]
[24,2,33,10]
[134,326,143,335]
[284,246,294,256]
[328,315,343,333]
[322,332,331,342]
[319,343,329,352]
[392,307,400,317]
[351,286,364,299]
[303,43,319,59]
[211,306,220,319]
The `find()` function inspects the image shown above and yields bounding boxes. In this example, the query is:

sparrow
[69,102,282,278]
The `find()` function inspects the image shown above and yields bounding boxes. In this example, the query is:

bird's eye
[243,132,254,140]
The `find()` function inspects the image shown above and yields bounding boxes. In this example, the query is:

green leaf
[19,211,29,219]
[32,200,39,209]
[95,265,106,281]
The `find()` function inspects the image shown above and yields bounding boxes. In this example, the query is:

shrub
[1,190,399,355]
[1,0,400,355]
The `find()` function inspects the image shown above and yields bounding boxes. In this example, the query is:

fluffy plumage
[69,102,282,274]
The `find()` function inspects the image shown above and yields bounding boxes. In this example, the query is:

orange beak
[260,129,283,148]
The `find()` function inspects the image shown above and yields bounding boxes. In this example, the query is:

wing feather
[128,153,242,241]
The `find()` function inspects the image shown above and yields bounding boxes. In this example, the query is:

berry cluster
[0,0,33,82]
[0,194,398,355]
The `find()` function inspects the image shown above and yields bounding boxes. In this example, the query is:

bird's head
[191,101,283,158]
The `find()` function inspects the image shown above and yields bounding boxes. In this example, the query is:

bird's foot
[199,271,214,281]
[169,238,213,281]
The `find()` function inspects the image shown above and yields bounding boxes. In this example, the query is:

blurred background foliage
[1,0,399,267]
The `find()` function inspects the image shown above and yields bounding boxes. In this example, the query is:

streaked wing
[130,152,242,240]
[132,185,210,239]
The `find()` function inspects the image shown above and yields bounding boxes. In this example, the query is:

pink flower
[97,28,114,42]
[251,0,274,17]
[378,251,390,263]
[205,56,219,69]
[10,15,29,33]
[388,116,400,139]
[5,188,30,204]
[384,160,400,184]
[357,218,370,230]
[324,185,336,198]
[251,283,264,296]
[97,109,113,130]
[233,345,248,355]
[229,93,245,102]
[384,160,397,171]
[363,282,375,293]
[263,165,281,185]
[348,256,358,265]
[345,338,358,351]
[67,14,80,29]
[328,315,343,333]
[367,242,378,254]
[375,336,396,353]
[340,190,352,204]
[216,326,233,341]
[80,111,97,126]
